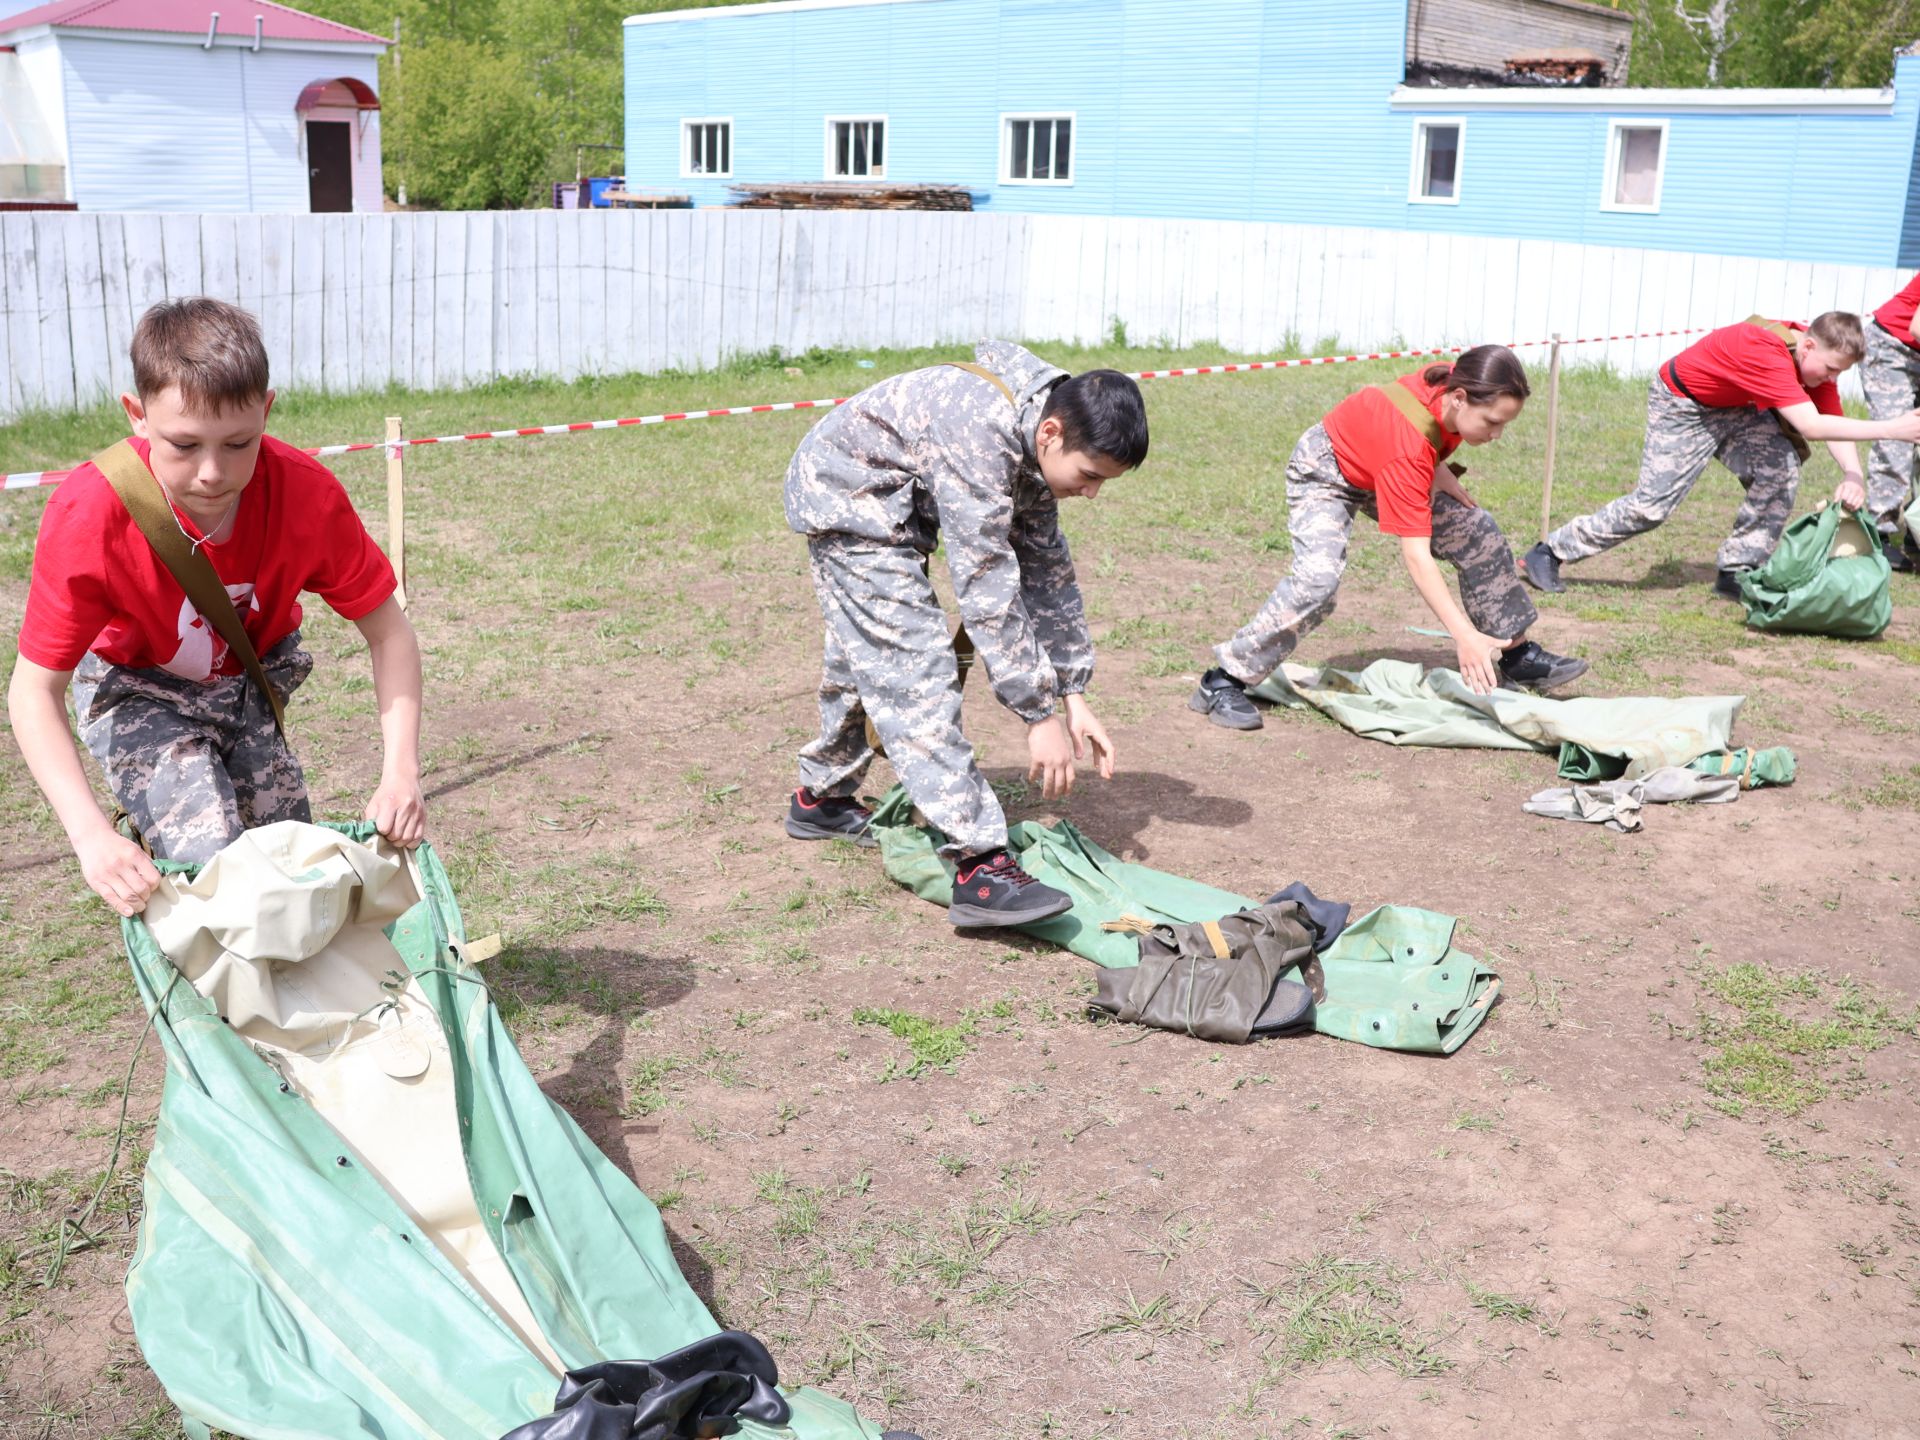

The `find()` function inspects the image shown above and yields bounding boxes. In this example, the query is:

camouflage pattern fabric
[1214,424,1539,685]
[798,537,1006,858]
[70,633,313,862]
[1862,319,1920,539]
[784,340,1093,724]
[1547,377,1801,572]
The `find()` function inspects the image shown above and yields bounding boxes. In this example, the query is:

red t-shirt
[1661,320,1842,416]
[1321,371,1460,539]
[19,435,396,678]
[1873,273,1920,351]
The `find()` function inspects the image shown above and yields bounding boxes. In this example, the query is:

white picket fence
[1,208,1904,420]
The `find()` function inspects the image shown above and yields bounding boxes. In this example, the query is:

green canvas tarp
[1738,504,1893,639]
[122,821,885,1440]
[870,789,1498,1054]
[1249,658,1745,781]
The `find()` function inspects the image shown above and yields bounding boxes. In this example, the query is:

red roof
[0,0,385,44]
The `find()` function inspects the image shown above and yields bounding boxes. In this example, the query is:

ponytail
[1422,345,1531,404]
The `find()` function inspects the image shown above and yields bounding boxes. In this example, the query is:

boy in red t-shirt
[1192,346,1586,730]
[7,298,426,916]
[1862,274,1920,571]
[1524,312,1920,597]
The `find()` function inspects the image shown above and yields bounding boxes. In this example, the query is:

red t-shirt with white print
[18,435,395,677]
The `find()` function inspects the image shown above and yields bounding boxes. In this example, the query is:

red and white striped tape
[1,327,1713,492]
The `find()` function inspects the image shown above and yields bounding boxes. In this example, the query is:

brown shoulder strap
[944,360,1018,408]
[1374,381,1447,450]
[1372,382,1469,479]
[93,440,285,734]
[1743,314,1800,352]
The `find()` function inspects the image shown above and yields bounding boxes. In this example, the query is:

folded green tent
[1739,504,1893,639]
[121,821,887,1440]
[870,789,1498,1055]
[1250,658,1745,781]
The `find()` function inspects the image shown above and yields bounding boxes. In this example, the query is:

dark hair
[1041,369,1150,469]
[1420,344,1530,405]
[1807,311,1866,362]
[131,297,270,412]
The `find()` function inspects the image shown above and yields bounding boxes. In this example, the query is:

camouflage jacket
[784,341,1094,724]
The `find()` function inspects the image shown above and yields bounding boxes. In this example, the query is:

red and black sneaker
[947,849,1073,928]
[784,787,878,846]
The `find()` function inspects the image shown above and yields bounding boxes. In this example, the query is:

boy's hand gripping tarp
[869,788,1498,1054]
[1737,504,1894,639]
[122,821,889,1440]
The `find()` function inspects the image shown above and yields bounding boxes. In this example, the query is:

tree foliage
[301,0,763,209]
[1626,0,1920,88]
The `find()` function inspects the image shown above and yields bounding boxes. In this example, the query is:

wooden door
[306,121,353,213]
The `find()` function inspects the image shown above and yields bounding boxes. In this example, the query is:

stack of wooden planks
[727,182,973,211]
[1502,49,1608,84]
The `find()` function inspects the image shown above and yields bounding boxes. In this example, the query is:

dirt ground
[3,367,1918,1438]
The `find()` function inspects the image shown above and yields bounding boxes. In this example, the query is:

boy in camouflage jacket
[782,341,1148,928]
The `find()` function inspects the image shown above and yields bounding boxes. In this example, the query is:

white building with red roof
[0,0,386,212]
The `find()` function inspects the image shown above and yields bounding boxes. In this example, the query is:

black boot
[1520,541,1565,594]
[1497,640,1590,692]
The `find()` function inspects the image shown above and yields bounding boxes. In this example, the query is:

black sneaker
[1887,537,1916,574]
[1714,568,1748,601]
[1521,541,1565,594]
[947,850,1072,928]
[1188,667,1263,730]
[1497,640,1589,692]
[784,787,877,846]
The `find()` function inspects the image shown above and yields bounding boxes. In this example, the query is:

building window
[1409,118,1463,204]
[1602,119,1666,213]
[682,119,732,178]
[1002,114,1074,185]
[826,117,886,179]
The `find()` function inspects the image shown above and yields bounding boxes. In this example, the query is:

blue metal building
[622,0,1920,267]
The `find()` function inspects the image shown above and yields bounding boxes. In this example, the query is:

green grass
[1691,961,1918,1117]
[1243,1254,1452,1377]
[851,1006,975,1079]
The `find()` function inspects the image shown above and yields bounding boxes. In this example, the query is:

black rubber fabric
[498,1331,790,1440]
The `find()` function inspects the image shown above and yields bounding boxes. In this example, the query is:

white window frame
[824,114,888,179]
[1000,112,1077,187]
[1407,116,1464,205]
[680,117,733,179]
[1600,117,1668,214]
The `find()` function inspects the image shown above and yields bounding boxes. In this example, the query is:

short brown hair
[1807,310,1866,363]
[131,297,270,412]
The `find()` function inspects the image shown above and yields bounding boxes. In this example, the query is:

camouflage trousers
[1214,424,1539,685]
[70,634,313,863]
[1546,376,1800,572]
[1862,319,1920,540]
[799,537,1006,857]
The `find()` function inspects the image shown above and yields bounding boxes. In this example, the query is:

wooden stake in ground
[1539,333,1563,545]
[386,415,408,609]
